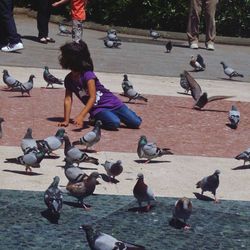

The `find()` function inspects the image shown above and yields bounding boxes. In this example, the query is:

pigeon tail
[158,148,173,156]
[84,156,99,165]
[137,94,148,102]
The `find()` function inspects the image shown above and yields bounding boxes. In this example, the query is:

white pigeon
[103,39,121,48]
[149,28,160,39]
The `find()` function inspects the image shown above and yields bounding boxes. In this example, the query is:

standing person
[0,0,24,52]
[36,0,55,43]
[52,0,87,42]
[187,0,218,51]
[58,40,142,130]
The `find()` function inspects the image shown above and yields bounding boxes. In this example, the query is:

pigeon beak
[79,226,83,229]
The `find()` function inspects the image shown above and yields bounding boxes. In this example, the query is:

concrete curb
[14,7,250,46]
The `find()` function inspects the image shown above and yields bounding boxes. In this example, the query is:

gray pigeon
[58,23,72,35]
[64,159,88,183]
[43,66,64,88]
[44,176,63,215]
[2,69,22,89]
[101,160,123,181]
[72,120,102,150]
[196,170,220,202]
[149,28,160,39]
[64,135,99,165]
[13,75,35,96]
[122,74,133,93]
[190,54,206,71]
[220,61,244,79]
[80,224,146,250]
[123,82,147,103]
[235,148,250,165]
[36,128,66,156]
[21,128,37,154]
[165,40,173,53]
[172,197,192,230]
[0,117,5,139]
[5,147,46,172]
[228,105,240,129]
[66,171,100,209]
[179,72,191,94]
[133,173,156,211]
[107,29,119,41]
[104,39,122,48]
[184,70,233,110]
[137,135,173,163]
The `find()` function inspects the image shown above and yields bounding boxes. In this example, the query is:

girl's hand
[73,115,85,127]
[58,121,69,127]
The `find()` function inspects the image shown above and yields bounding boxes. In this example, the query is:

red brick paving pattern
[0,87,249,158]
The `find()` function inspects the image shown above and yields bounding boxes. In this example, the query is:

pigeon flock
[0,26,249,249]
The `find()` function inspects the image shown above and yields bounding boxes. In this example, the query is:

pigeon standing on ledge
[137,135,173,163]
[149,28,160,39]
[220,61,244,79]
[122,74,134,92]
[43,66,64,88]
[101,160,123,182]
[2,69,22,89]
[235,148,250,166]
[80,224,146,250]
[13,75,35,96]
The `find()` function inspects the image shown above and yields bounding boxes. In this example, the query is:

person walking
[187,0,218,51]
[0,0,24,52]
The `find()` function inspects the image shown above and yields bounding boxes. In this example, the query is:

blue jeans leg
[94,109,121,130]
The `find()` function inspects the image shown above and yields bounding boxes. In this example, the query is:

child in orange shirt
[52,0,87,42]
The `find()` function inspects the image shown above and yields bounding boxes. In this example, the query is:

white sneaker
[190,42,199,49]
[206,43,215,51]
[1,42,24,52]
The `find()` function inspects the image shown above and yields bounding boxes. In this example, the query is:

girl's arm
[58,88,73,127]
[73,79,96,127]
[52,0,70,8]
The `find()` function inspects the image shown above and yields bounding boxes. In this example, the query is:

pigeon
[2,69,22,89]
[64,135,99,165]
[5,147,46,172]
[228,105,240,129]
[72,120,102,150]
[103,39,122,48]
[43,66,64,88]
[220,61,244,79]
[66,171,100,209]
[137,135,173,163]
[80,224,146,250]
[101,160,123,181]
[235,148,250,166]
[196,170,220,203]
[165,40,173,53]
[184,70,233,110]
[133,173,156,211]
[20,128,37,154]
[64,159,88,183]
[172,197,192,230]
[122,83,147,103]
[190,54,206,71]
[149,28,160,39]
[58,23,72,35]
[0,117,5,139]
[36,128,66,156]
[107,29,119,41]
[12,75,35,96]
[179,72,191,94]
[122,74,134,93]
[107,29,117,36]
[44,176,63,215]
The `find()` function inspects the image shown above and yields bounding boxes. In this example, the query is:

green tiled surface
[0,189,249,249]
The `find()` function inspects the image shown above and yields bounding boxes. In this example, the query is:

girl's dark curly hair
[59,40,94,72]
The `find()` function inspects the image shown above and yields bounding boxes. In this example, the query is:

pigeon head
[29,75,36,81]
[220,61,227,69]
[137,173,144,180]
[56,128,66,137]
[3,69,8,75]
[116,160,122,165]
[214,170,221,175]
[139,135,147,144]
[231,105,238,111]
[79,224,92,231]
[53,176,60,186]
[44,66,49,71]
[95,120,102,127]
[123,74,128,80]
[0,117,5,123]
[89,171,100,179]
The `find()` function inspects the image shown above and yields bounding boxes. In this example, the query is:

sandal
[46,37,55,43]
[39,37,47,44]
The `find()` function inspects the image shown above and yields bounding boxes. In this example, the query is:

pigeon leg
[146,204,151,212]
[214,195,220,203]
[49,152,59,157]
[25,166,32,172]
[183,224,191,230]
[144,159,151,164]
[82,202,91,211]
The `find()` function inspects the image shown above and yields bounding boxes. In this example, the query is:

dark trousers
[36,0,52,38]
[0,0,21,45]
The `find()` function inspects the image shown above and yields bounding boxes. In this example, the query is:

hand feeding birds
[228,105,240,129]
[220,61,244,79]
[43,66,64,88]
[72,120,102,151]
[195,170,221,203]
[101,160,123,183]
[133,173,156,212]
[80,224,146,250]
[137,135,173,164]
[184,70,233,110]
[190,54,206,71]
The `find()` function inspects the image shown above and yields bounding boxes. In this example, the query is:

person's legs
[205,0,218,50]
[72,19,83,42]
[113,104,142,129]
[94,109,120,130]
[0,0,22,45]
[187,0,202,48]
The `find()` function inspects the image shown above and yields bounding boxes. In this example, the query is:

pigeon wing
[184,71,202,101]
[143,142,158,157]
[82,131,97,146]
[197,54,206,68]
[44,136,62,151]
